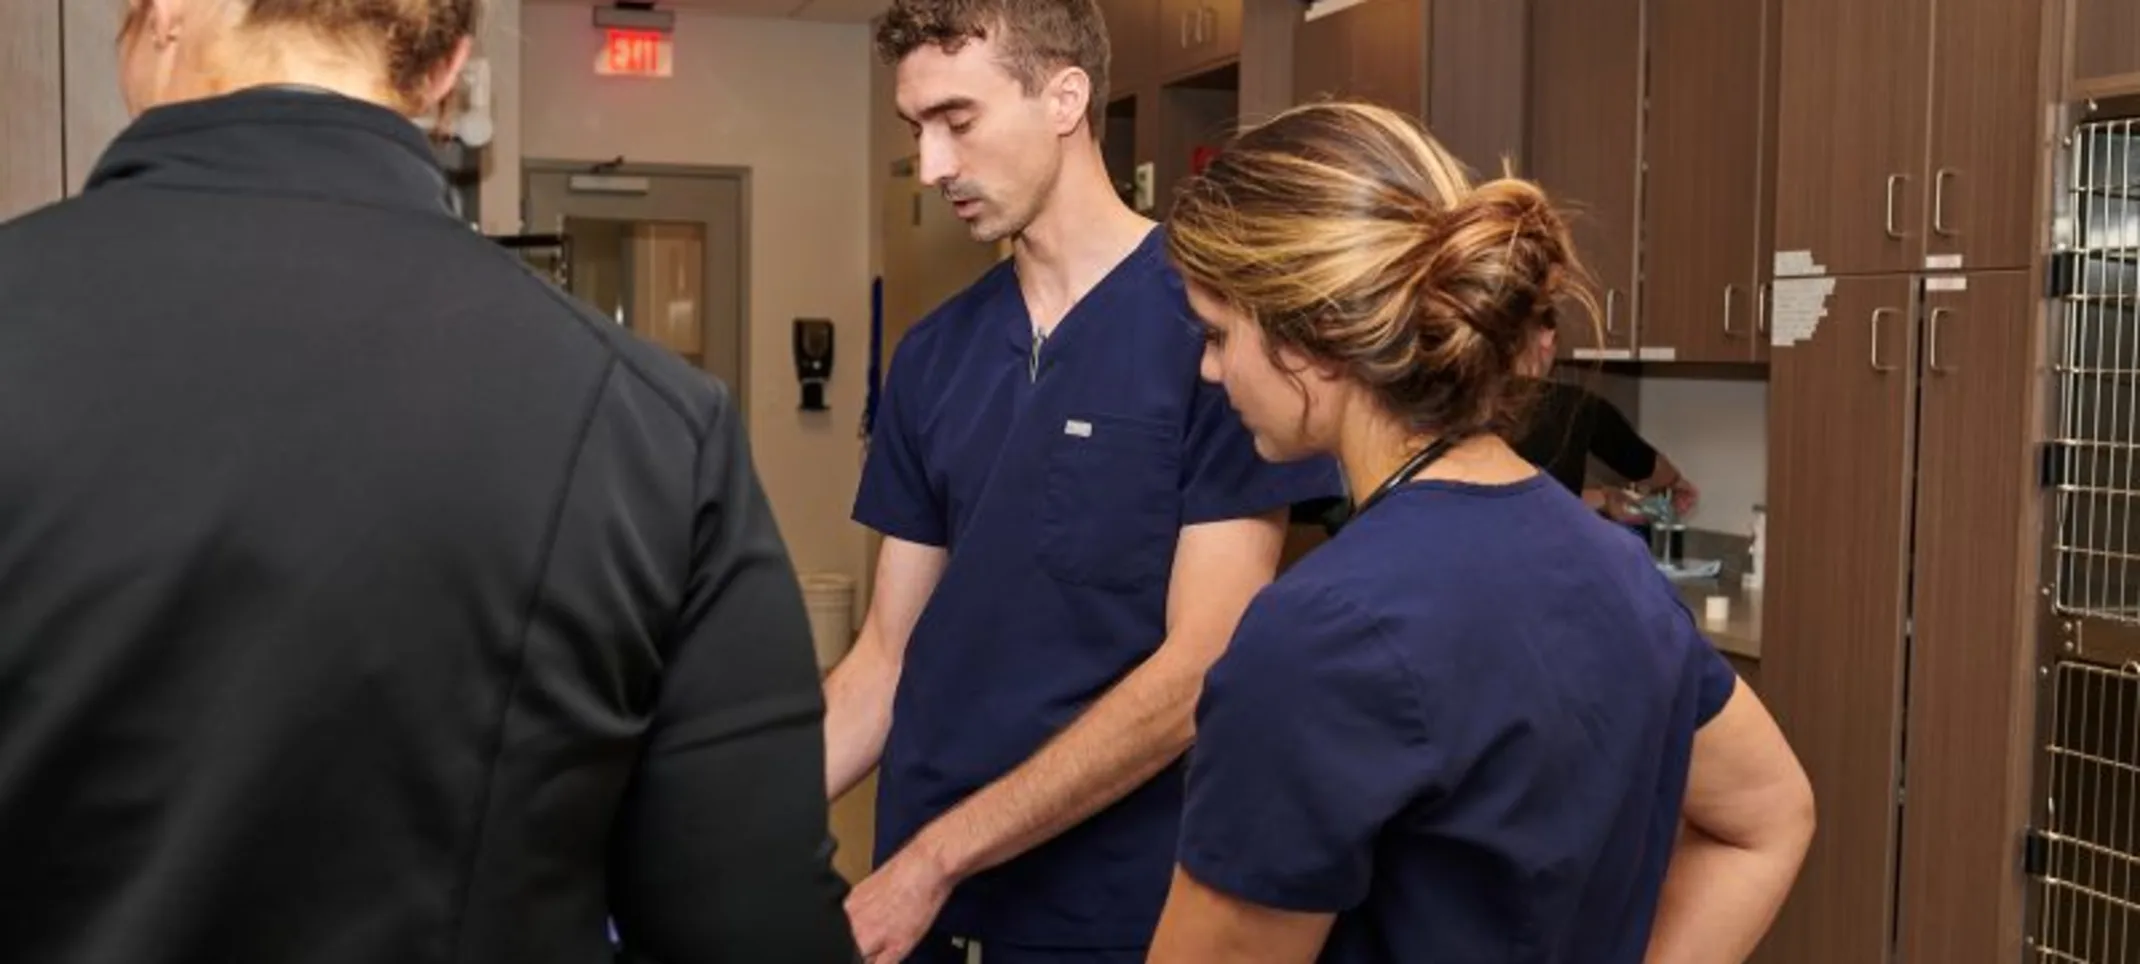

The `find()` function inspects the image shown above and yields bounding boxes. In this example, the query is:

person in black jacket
[1509,318,1700,522]
[0,2,856,963]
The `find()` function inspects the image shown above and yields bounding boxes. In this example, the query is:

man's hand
[845,844,956,964]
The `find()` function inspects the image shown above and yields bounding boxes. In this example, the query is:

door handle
[1870,307,1899,372]
[1605,288,1619,338]
[1932,168,1956,236]
[1756,281,1770,335]
[1201,6,1215,43]
[1723,284,1740,338]
[1883,174,1917,239]
[1927,307,1953,373]
[1180,10,1191,47]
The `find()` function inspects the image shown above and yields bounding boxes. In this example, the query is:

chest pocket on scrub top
[1038,413,1181,590]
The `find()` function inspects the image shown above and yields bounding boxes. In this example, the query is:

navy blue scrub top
[853,227,1344,947]
[1180,475,1739,964]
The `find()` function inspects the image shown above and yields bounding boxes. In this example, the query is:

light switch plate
[1133,162,1155,212]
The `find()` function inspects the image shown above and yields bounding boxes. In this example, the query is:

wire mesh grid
[2053,117,2140,623]
[2033,660,2140,962]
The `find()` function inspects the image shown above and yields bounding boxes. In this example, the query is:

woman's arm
[1644,681,1816,964]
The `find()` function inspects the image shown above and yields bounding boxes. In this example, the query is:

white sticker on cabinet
[1304,0,1375,21]
[1773,250,1825,278]
[1572,347,1636,361]
[1925,276,1968,292]
[1925,254,1964,271]
[1638,346,1678,362]
[1769,276,1837,347]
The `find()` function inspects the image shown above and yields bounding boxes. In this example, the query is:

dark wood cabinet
[1424,0,1527,176]
[1638,0,1769,363]
[1773,0,1932,277]
[1894,271,2038,964]
[1760,274,1916,964]
[1291,0,1425,117]
[1924,0,2048,271]
[1098,0,1158,95]
[1774,0,2043,275]
[1157,0,1241,81]
[1529,0,1640,356]
[2070,0,2140,97]
[0,0,64,221]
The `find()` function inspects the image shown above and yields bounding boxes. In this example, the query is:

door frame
[522,159,754,414]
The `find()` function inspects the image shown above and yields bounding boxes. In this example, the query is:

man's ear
[1047,66,1092,137]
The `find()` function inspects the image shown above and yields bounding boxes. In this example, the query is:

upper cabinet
[0,0,65,221]
[1528,0,1641,357]
[1637,0,1772,363]
[1292,0,1426,118]
[1157,0,1242,82]
[2070,0,2140,98]
[1099,0,1159,95]
[1773,0,2043,275]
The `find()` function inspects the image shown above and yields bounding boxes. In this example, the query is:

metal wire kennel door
[2037,111,2140,964]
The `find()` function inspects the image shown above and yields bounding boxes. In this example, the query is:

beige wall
[522,5,875,584]
[1638,376,1768,536]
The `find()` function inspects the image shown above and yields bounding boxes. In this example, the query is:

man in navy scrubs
[822,1,1344,961]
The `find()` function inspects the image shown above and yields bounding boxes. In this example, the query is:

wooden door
[1759,274,1917,964]
[1199,0,1243,72]
[0,0,64,221]
[1772,0,1931,276]
[2070,0,2140,98]
[1528,0,1641,356]
[1100,0,1158,95]
[1923,0,2046,272]
[1640,0,1768,363]
[1895,271,2039,964]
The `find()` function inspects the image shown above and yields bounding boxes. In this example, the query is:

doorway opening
[522,162,750,413]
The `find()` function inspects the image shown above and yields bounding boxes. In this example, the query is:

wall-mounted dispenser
[794,317,834,411]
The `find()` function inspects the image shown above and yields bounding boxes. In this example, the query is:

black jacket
[0,88,857,964]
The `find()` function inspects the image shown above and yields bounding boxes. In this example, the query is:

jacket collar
[85,86,454,217]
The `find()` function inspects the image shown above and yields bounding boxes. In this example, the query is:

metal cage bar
[2031,660,2140,963]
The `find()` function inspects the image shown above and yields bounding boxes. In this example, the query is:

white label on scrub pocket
[1064,419,1093,438]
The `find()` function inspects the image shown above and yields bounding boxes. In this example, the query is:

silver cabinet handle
[1605,288,1619,337]
[1884,174,1907,239]
[1723,284,1740,337]
[1181,10,1191,47]
[1932,168,1955,236]
[1870,307,1899,371]
[1927,307,1952,373]
[1756,281,1770,335]
[1199,5,1214,43]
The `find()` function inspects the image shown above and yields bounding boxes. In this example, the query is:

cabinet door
[2071,0,2140,97]
[1350,0,1425,118]
[0,0,64,220]
[1529,0,1640,356]
[1292,6,1352,106]
[1923,0,2046,271]
[1772,0,1931,276]
[1100,0,1158,95]
[1895,271,2037,964]
[1759,274,1916,964]
[1427,0,1529,176]
[1641,0,1768,363]
[1157,0,1240,81]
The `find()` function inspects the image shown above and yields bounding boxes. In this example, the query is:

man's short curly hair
[875,0,1112,132]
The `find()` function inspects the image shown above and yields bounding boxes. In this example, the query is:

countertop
[1673,573,1762,661]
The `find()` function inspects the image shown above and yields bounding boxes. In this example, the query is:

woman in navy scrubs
[1145,102,1817,964]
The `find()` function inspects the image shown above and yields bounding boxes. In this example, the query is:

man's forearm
[822,632,900,801]
[1644,826,1808,964]
[903,640,1205,881]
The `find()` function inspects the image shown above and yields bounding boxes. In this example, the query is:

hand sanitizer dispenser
[794,318,833,412]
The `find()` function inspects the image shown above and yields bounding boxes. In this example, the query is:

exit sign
[597,28,672,78]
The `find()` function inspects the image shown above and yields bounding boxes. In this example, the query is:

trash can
[800,572,857,671]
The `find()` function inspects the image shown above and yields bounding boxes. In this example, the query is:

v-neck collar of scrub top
[996,225,1167,366]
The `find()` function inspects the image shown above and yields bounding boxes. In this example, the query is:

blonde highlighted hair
[1166,101,1601,440]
